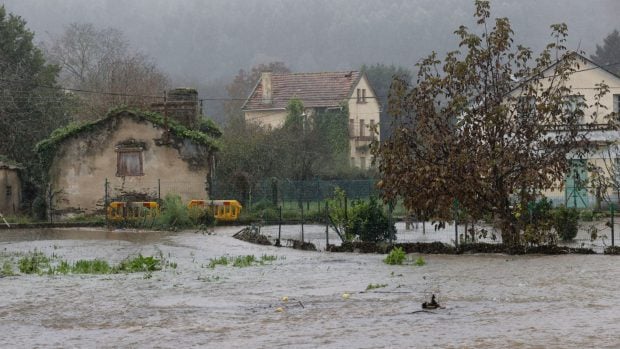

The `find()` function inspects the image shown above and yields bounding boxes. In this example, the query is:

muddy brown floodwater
[0,226,619,348]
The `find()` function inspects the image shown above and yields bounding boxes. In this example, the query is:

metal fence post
[104,178,109,228]
[48,185,53,224]
[276,206,282,247]
[325,201,329,249]
[344,193,348,223]
[301,202,305,242]
[611,203,615,248]
[453,199,459,249]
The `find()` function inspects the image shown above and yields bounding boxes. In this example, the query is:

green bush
[553,206,579,241]
[32,196,47,221]
[414,256,426,266]
[384,247,406,265]
[252,199,277,212]
[156,194,191,228]
[188,206,215,226]
[580,209,595,222]
[346,197,396,242]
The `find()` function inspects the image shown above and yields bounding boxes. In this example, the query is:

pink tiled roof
[242,71,361,110]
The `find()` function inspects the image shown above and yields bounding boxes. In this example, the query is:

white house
[242,71,381,169]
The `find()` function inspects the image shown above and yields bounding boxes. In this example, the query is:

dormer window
[357,88,367,103]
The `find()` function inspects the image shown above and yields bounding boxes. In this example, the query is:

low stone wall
[328,241,597,255]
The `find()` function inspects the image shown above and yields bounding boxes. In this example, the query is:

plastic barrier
[107,201,159,221]
[188,199,242,222]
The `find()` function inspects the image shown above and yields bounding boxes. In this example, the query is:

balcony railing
[544,123,615,132]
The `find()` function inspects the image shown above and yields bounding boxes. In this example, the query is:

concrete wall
[244,109,287,129]
[0,168,21,215]
[49,117,210,215]
[348,75,381,169]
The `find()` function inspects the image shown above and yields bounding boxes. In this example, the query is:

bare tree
[45,23,168,120]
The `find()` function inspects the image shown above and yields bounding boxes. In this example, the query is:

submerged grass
[208,256,229,268]
[9,250,164,276]
[366,283,388,291]
[116,255,161,273]
[73,259,112,274]
[1,260,16,276]
[232,255,256,267]
[18,251,51,274]
[208,254,279,269]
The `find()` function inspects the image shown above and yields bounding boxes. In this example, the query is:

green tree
[373,1,609,245]
[361,63,412,140]
[214,121,284,204]
[279,98,314,180]
[590,29,620,75]
[0,6,72,202]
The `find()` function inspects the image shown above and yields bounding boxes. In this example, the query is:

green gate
[565,159,589,208]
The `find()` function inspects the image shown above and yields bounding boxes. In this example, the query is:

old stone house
[0,157,22,215]
[36,88,220,217]
[242,71,381,170]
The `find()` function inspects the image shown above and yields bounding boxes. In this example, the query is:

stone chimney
[261,72,272,105]
[151,88,199,129]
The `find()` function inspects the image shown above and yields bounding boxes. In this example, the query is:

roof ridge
[272,70,360,76]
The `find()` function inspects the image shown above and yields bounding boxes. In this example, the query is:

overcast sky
[3,0,618,86]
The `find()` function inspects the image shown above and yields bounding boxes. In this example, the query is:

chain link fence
[211,178,380,214]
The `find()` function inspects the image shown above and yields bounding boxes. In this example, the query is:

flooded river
[1,227,619,348]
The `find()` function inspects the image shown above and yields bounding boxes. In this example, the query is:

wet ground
[1,226,619,348]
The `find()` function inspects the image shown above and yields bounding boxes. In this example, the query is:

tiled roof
[243,71,361,110]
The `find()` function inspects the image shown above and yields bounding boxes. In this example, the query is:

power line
[0,77,164,99]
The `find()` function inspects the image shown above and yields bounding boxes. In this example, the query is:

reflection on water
[0,228,172,244]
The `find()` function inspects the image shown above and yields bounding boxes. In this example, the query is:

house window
[362,89,366,102]
[614,94,620,119]
[5,186,11,198]
[116,147,144,176]
[349,118,355,136]
[357,89,361,103]
[359,119,365,137]
[517,96,536,117]
[369,119,375,135]
[360,157,366,170]
[566,95,585,122]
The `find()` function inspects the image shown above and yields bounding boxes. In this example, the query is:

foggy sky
[3,0,618,86]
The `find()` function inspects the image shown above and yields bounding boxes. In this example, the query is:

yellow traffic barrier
[188,199,242,222]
